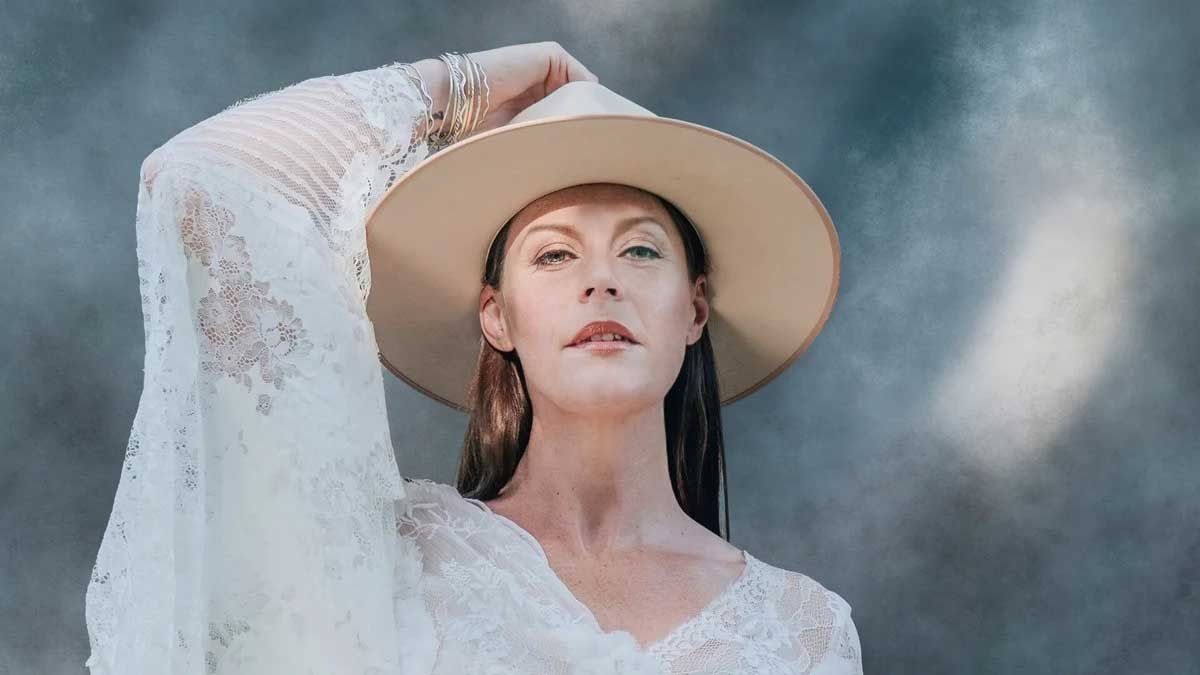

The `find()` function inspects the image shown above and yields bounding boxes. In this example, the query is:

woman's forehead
[508,183,669,238]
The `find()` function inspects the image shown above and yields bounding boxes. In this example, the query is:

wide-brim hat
[364,80,840,412]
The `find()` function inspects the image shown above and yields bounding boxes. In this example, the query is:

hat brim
[365,113,840,412]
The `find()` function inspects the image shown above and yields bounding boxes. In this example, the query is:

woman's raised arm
[85,61,437,675]
[140,60,434,301]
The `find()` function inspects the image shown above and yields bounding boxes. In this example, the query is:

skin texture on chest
[540,543,748,649]
[476,493,749,649]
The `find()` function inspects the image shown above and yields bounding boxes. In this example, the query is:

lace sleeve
[84,63,436,674]
[812,595,864,675]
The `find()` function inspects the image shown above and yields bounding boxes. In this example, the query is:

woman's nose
[581,259,622,300]
[584,285,620,299]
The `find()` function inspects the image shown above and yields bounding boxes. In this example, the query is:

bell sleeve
[84,61,437,674]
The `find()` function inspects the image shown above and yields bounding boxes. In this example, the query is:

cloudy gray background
[2,0,1197,673]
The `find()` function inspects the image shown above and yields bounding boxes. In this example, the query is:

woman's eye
[534,249,575,266]
[623,245,662,260]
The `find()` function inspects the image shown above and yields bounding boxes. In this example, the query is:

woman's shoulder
[747,556,861,669]
[750,554,854,619]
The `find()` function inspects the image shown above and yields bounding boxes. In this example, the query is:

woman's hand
[411,41,600,141]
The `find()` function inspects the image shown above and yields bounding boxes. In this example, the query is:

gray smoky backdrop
[2,0,1197,673]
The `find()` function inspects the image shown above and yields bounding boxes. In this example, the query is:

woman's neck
[491,400,694,559]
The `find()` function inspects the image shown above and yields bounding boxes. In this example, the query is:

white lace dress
[84,61,863,675]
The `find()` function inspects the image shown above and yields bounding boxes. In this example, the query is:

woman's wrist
[411,57,450,138]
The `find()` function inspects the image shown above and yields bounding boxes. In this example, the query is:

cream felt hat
[364,80,840,412]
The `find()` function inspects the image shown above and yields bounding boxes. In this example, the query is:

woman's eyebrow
[518,216,667,247]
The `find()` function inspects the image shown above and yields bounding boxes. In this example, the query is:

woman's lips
[566,339,637,352]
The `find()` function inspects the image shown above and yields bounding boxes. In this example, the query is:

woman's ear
[687,274,710,345]
[479,285,514,352]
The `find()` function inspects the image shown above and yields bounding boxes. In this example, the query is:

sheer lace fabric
[404,479,862,674]
[84,61,862,674]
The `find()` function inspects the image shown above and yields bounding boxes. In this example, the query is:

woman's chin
[554,384,662,413]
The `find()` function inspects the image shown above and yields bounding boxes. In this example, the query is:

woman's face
[479,183,709,416]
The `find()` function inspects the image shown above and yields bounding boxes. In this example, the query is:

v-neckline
[463,496,754,653]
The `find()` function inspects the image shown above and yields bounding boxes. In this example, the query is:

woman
[85,41,862,674]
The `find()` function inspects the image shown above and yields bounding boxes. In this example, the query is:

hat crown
[509,81,658,125]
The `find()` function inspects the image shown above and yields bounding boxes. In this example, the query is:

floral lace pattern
[177,180,315,409]
[401,478,862,674]
[85,62,862,675]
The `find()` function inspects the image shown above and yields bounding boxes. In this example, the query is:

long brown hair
[455,184,730,540]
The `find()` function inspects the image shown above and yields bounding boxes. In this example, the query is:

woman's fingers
[542,44,599,101]
[547,41,600,87]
